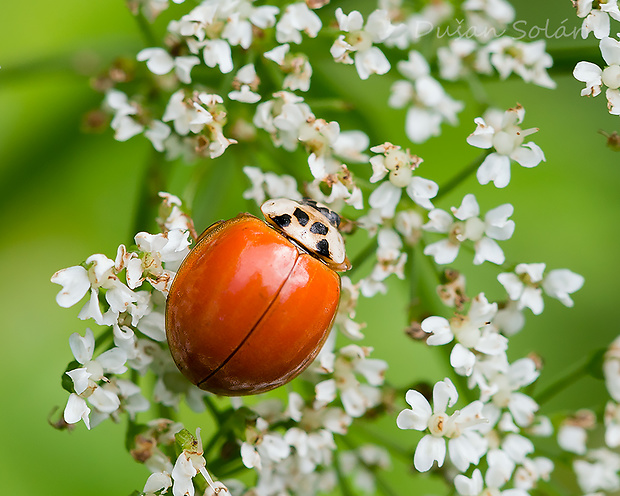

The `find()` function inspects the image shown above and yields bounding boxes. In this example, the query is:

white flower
[254,91,313,151]
[241,418,291,471]
[104,90,144,142]
[264,44,313,91]
[493,301,526,336]
[463,0,515,40]
[467,104,545,188]
[558,424,588,455]
[51,252,137,325]
[397,378,488,472]
[481,358,540,427]
[483,38,556,88]
[437,39,478,81]
[454,467,530,496]
[605,401,620,448]
[242,166,301,205]
[574,0,620,39]
[574,37,620,115]
[359,228,408,297]
[228,63,261,103]
[63,329,127,429]
[162,90,204,136]
[367,142,436,218]
[574,449,620,493]
[137,47,200,83]
[330,8,402,80]
[513,456,554,490]
[202,39,233,74]
[604,336,620,402]
[134,229,191,292]
[422,293,507,377]
[314,345,387,418]
[276,3,322,44]
[171,428,221,496]
[423,194,515,265]
[498,263,584,315]
[334,276,366,340]
[145,120,171,152]
[390,51,464,143]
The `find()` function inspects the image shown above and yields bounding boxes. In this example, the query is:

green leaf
[61,360,81,393]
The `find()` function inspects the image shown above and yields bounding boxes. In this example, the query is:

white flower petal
[433,378,458,412]
[473,237,505,265]
[64,393,91,429]
[354,46,390,80]
[51,266,91,308]
[398,389,432,430]
[414,435,445,472]
[421,316,454,346]
[601,36,620,66]
[558,424,588,454]
[453,193,479,221]
[498,272,524,300]
[89,386,121,413]
[477,152,511,188]
[450,344,476,376]
[573,60,603,96]
[406,176,438,210]
[511,142,545,168]
[542,269,585,307]
[69,328,95,364]
[455,468,483,496]
[424,239,460,265]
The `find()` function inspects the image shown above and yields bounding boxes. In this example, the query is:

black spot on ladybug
[293,208,310,226]
[302,198,318,208]
[273,214,292,228]
[325,211,340,228]
[301,198,340,227]
[316,239,330,257]
[310,222,328,235]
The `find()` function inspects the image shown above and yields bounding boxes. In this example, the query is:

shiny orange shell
[165,213,340,396]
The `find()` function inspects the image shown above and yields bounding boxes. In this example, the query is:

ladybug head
[261,198,351,272]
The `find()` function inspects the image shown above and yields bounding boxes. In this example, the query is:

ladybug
[165,198,351,396]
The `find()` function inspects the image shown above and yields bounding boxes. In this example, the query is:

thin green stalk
[333,449,356,496]
[435,150,492,201]
[534,358,591,405]
[349,423,412,462]
[203,395,223,426]
[133,10,158,47]
[406,245,418,323]
[131,149,167,239]
[348,238,378,275]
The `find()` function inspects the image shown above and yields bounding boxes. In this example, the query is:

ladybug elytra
[165,198,350,396]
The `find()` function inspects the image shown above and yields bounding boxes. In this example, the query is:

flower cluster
[572,1,620,116]
[47,1,616,495]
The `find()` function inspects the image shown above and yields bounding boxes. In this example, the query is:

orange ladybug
[165,198,351,396]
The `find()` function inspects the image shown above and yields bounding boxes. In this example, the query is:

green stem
[406,245,418,323]
[131,149,167,239]
[435,150,492,201]
[333,449,356,496]
[534,358,591,405]
[348,238,378,275]
[203,395,223,426]
[349,423,411,462]
[133,10,158,47]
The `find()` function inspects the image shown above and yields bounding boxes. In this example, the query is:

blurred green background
[1,1,619,494]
